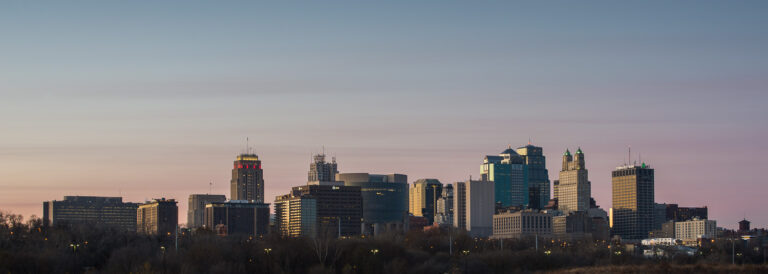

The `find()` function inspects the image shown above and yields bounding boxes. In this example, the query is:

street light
[370,249,379,255]
[69,243,80,252]
[264,248,272,254]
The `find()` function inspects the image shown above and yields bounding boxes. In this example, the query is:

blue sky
[1,1,767,228]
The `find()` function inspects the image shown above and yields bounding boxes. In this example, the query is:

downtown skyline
[1,1,767,230]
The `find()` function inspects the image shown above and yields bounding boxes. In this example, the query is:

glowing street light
[370,249,379,255]
[264,248,273,254]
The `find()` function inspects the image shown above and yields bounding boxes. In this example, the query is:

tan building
[409,179,443,224]
[612,163,654,240]
[453,180,495,237]
[187,194,226,229]
[556,148,590,214]
[137,198,178,236]
[491,210,552,239]
[675,218,716,241]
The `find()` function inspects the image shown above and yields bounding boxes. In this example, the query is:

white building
[491,210,552,239]
[675,218,716,240]
[453,180,494,237]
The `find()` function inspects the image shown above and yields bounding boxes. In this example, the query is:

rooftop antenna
[528,137,532,145]
[246,137,250,154]
[209,180,213,194]
[323,145,326,156]
[628,145,631,166]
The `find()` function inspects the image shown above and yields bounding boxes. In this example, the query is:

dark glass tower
[517,144,550,209]
[230,154,264,202]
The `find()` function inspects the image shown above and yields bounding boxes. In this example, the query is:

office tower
[231,153,264,202]
[491,209,552,239]
[481,146,528,208]
[664,204,708,222]
[274,184,362,237]
[453,180,495,237]
[516,144,550,209]
[612,163,654,240]
[336,173,408,234]
[204,200,270,236]
[137,198,178,236]
[42,196,139,231]
[653,203,667,230]
[187,194,226,229]
[675,218,716,241]
[435,184,454,226]
[409,179,443,224]
[308,153,338,182]
[556,148,590,214]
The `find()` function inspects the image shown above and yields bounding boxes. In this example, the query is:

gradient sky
[1,1,766,229]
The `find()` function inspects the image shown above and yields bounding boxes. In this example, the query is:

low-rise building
[204,200,270,236]
[43,196,139,231]
[491,210,552,239]
[675,218,716,241]
[137,198,178,236]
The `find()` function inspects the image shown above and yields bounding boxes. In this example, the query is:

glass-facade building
[611,164,654,240]
[336,173,408,232]
[43,196,139,231]
[516,145,550,209]
[481,147,528,208]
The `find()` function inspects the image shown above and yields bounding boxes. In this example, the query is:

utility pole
[535,233,539,251]
[175,224,179,253]
[733,238,736,265]
[338,216,341,238]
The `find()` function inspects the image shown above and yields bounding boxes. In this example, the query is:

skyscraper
[435,184,454,226]
[204,200,270,236]
[612,163,654,240]
[137,198,178,236]
[43,196,139,231]
[556,148,590,214]
[230,153,264,202]
[481,146,528,208]
[409,179,443,224]
[274,184,362,237]
[187,194,226,229]
[308,153,338,182]
[516,144,550,209]
[336,173,408,234]
[453,180,495,237]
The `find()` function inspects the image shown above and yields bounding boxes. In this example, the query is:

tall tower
[517,144,550,209]
[230,154,264,202]
[555,147,590,213]
[409,179,443,224]
[480,146,528,208]
[612,162,654,240]
[308,153,338,182]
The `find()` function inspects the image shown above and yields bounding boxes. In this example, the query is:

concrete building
[481,146,528,208]
[137,198,178,236]
[409,179,443,224]
[664,204,708,222]
[308,153,338,183]
[739,219,751,232]
[556,148,590,214]
[454,180,495,237]
[336,173,408,234]
[491,210,552,239]
[516,144,551,209]
[274,184,362,237]
[187,194,226,229]
[612,163,654,240]
[204,200,269,236]
[43,196,139,231]
[231,153,265,203]
[552,211,608,241]
[435,184,453,226]
[675,218,716,240]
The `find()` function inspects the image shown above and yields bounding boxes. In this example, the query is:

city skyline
[2,1,767,230]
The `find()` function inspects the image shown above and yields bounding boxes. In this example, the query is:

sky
[1,1,766,229]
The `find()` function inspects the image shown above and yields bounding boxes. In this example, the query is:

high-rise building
[611,163,654,240]
[230,153,264,202]
[409,179,443,224]
[204,200,270,236]
[516,144,550,209]
[491,209,552,239]
[137,198,178,236]
[187,194,226,229]
[274,184,362,237]
[556,148,590,214]
[675,218,716,241]
[453,180,495,237]
[42,196,139,231]
[739,219,751,232]
[481,146,528,208]
[308,153,338,182]
[435,184,454,226]
[336,173,408,234]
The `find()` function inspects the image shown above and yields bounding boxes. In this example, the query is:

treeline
[1,212,766,274]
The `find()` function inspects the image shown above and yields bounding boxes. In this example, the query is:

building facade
[675,218,716,240]
[491,210,552,239]
[435,184,454,226]
[231,153,265,202]
[481,147,528,208]
[137,198,178,236]
[336,173,408,234]
[516,144,551,209]
[187,194,226,229]
[612,164,654,240]
[556,148,590,213]
[43,196,139,231]
[409,179,443,224]
[204,200,269,236]
[664,204,708,222]
[274,184,362,237]
[453,180,495,237]
[308,153,338,182]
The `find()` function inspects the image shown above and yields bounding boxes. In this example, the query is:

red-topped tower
[230,153,264,202]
